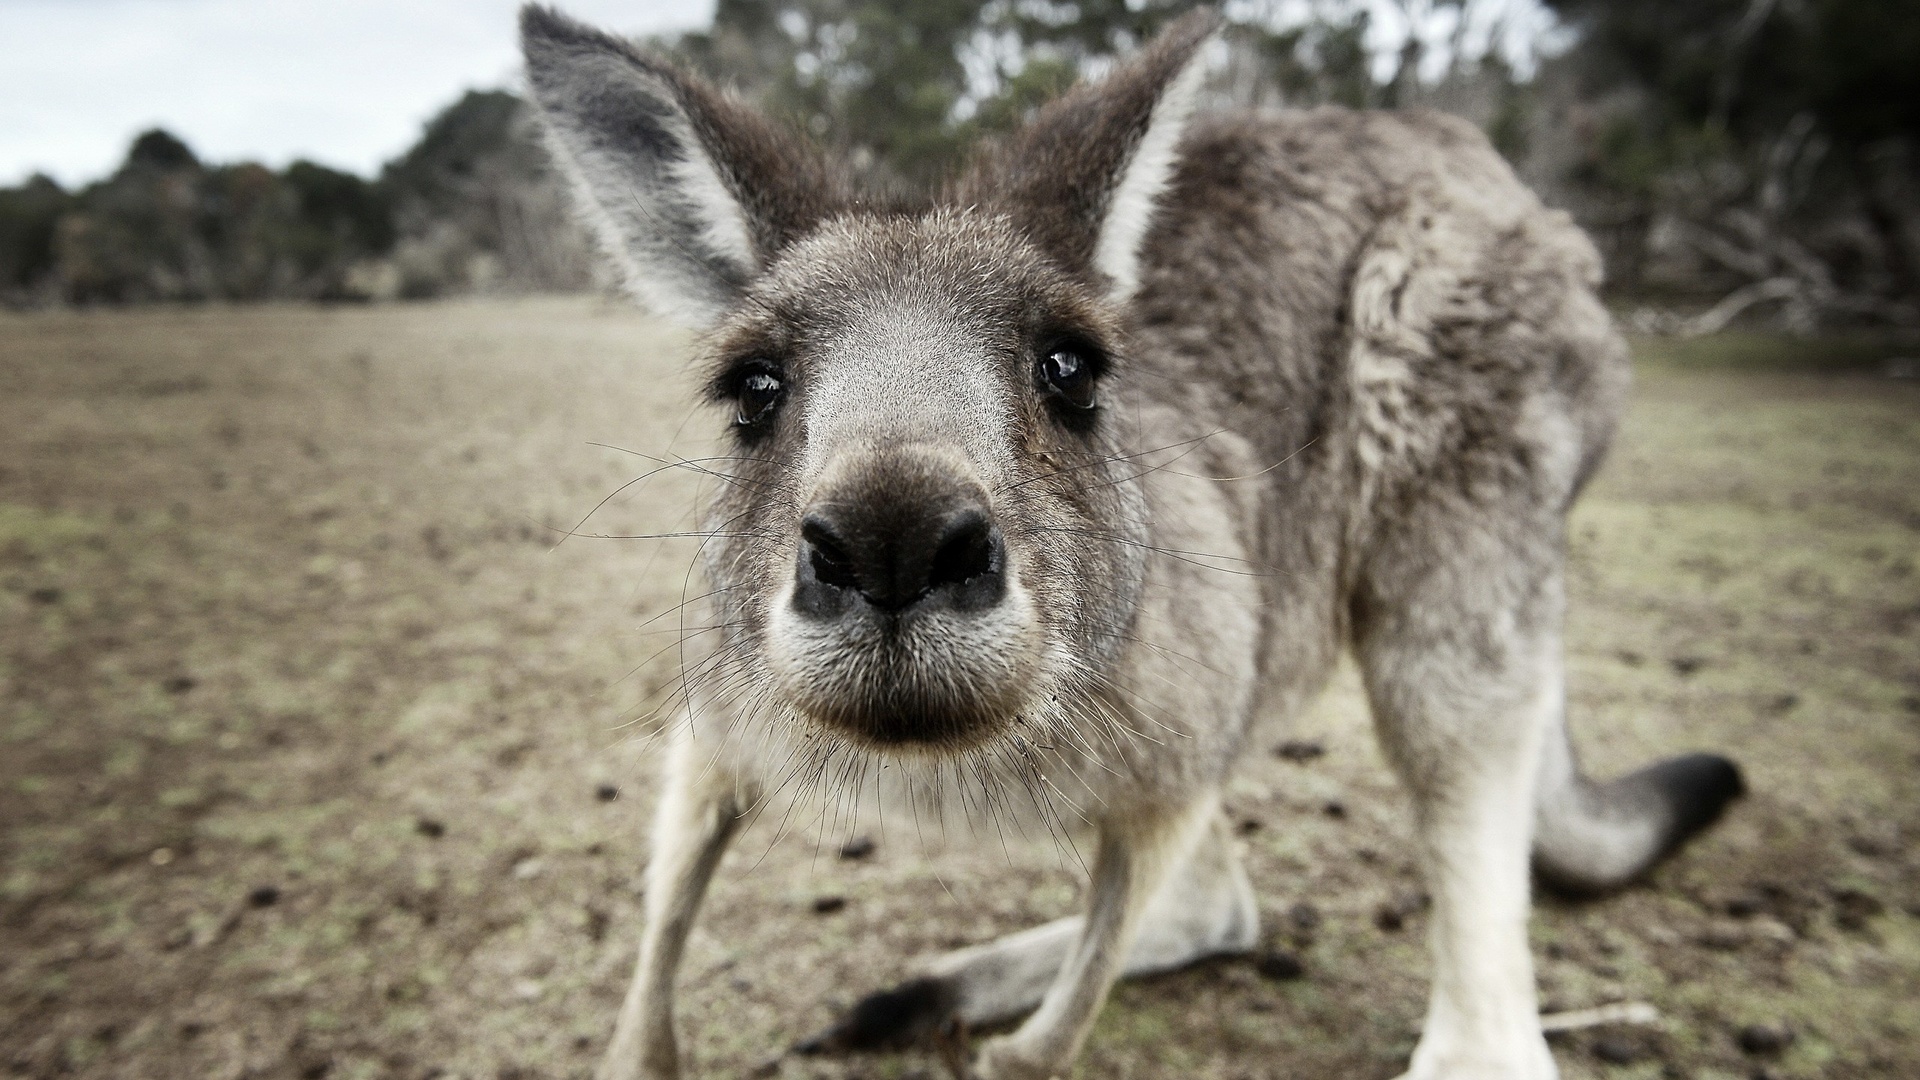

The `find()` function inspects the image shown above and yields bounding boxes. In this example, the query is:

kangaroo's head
[523,5,1217,753]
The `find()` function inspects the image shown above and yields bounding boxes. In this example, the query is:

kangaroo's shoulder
[1156,104,1583,274]
[1141,104,1627,505]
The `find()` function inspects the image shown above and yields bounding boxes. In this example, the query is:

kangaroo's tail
[1532,721,1744,896]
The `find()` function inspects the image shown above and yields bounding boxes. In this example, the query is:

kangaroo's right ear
[520,5,837,324]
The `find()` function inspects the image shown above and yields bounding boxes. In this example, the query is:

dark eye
[1040,348,1097,410]
[736,366,784,425]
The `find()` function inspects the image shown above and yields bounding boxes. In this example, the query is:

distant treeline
[4,0,1916,330]
[0,91,593,306]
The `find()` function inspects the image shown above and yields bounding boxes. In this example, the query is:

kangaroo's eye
[737,368,784,425]
[1040,349,1096,410]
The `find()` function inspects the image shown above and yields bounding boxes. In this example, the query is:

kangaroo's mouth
[765,576,1045,752]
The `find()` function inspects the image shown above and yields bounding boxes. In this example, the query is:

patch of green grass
[1629,330,1916,373]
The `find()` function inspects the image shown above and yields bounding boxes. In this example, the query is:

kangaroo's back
[1138,106,1629,518]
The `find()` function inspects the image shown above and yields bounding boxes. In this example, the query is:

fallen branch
[1409,1001,1661,1037]
[1680,276,1801,336]
[1540,1001,1661,1033]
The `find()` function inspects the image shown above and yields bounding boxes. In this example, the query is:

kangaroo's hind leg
[801,805,1258,1056]
[1353,500,1572,1080]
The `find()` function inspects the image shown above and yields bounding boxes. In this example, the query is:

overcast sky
[2,0,1555,190]
[0,0,715,187]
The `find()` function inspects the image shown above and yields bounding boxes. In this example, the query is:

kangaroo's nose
[794,492,1005,619]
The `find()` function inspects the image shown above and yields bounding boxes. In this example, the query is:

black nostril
[801,515,860,592]
[792,492,1007,618]
[927,511,999,590]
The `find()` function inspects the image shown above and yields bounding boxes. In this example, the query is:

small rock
[1253,950,1304,981]
[1374,890,1430,933]
[415,818,446,839]
[162,676,197,695]
[1592,1034,1645,1065]
[1847,834,1891,858]
[1287,902,1322,937]
[812,895,846,914]
[248,885,281,908]
[149,847,175,866]
[1235,817,1263,835]
[1737,1023,1794,1057]
[838,836,876,860]
[1275,740,1326,762]
[1833,888,1884,931]
[512,857,544,881]
[1322,800,1347,820]
[594,784,619,802]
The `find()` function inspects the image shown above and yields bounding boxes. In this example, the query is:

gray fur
[519,8,1741,1080]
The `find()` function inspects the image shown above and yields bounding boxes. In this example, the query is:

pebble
[812,895,846,914]
[1254,950,1304,981]
[1737,1023,1794,1057]
[1275,740,1325,762]
[838,836,875,860]
[1287,902,1322,937]
[248,885,280,908]
[1375,890,1430,933]
[594,784,619,802]
[414,817,446,838]
[1832,888,1884,931]
[1592,1035,1644,1065]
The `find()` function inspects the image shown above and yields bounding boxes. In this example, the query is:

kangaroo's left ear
[959,9,1220,302]
[520,4,841,325]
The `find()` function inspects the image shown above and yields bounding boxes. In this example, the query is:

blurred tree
[674,0,1194,187]
[1544,0,1920,326]
[380,90,594,297]
[0,175,71,300]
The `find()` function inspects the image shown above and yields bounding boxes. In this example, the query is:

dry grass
[1,299,1915,1080]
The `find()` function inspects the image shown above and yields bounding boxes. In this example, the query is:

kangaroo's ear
[960,9,1220,302]
[521,5,838,323]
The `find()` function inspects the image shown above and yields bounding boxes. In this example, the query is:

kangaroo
[520,7,1744,1079]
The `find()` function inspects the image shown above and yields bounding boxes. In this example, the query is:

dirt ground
[1,298,1916,1080]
